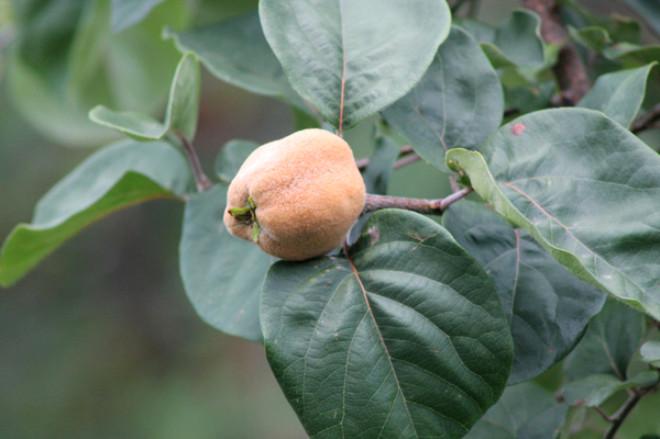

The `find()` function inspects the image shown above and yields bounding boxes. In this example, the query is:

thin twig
[604,391,644,439]
[393,153,421,169]
[363,188,472,215]
[631,104,660,134]
[522,0,590,105]
[176,133,212,192]
[356,145,416,170]
[593,406,613,423]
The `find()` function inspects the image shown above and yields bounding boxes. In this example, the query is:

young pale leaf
[382,26,503,170]
[568,25,612,52]
[604,43,660,67]
[563,300,645,381]
[578,63,657,128]
[0,140,192,287]
[443,201,605,384]
[214,140,259,184]
[465,382,567,438]
[9,0,186,146]
[259,0,451,128]
[90,52,200,140]
[164,12,295,99]
[640,341,660,367]
[179,185,274,341]
[262,209,512,438]
[111,0,164,33]
[562,371,659,407]
[446,108,660,321]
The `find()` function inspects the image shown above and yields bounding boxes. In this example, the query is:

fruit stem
[363,188,472,215]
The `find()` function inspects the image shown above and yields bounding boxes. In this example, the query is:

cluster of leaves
[1,0,660,437]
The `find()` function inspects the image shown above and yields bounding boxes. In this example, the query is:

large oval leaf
[261,209,512,438]
[0,140,193,287]
[443,201,605,384]
[179,185,274,341]
[446,108,660,321]
[259,0,451,129]
[383,26,503,170]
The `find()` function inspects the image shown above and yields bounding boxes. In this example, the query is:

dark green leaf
[259,0,451,128]
[578,63,657,128]
[0,140,192,287]
[446,108,660,320]
[443,201,605,384]
[111,0,163,32]
[164,12,295,99]
[562,371,659,407]
[179,185,274,341]
[214,140,259,184]
[90,53,200,140]
[564,300,645,381]
[262,209,512,438]
[640,341,660,367]
[382,26,503,170]
[465,382,567,439]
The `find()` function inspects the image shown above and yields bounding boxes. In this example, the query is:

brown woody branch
[632,104,660,134]
[363,188,472,215]
[522,0,590,105]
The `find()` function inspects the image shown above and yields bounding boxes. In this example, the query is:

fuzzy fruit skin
[223,129,366,261]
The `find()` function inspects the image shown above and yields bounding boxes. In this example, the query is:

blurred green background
[0,0,658,438]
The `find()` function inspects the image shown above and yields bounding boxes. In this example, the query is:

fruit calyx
[227,196,261,242]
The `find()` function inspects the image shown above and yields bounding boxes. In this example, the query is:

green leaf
[259,0,451,128]
[604,43,660,67]
[382,26,503,170]
[568,25,611,52]
[465,10,546,70]
[465,382,567,439]
[111,0,163,32]
[0,140,192,287]
[179,185,274,341]
[564,300,645,381]
[214,140,259,184]
[624,0,660,35]
[261,209,513,438]
[562,371,659,407]
[640,341,660,367]
[445,108,660,321]
[443,201,605,384]
[8,0,188,146]
[164,12,296,99]
[362,135,400,195]
[578,63,657,128]
[90,52,200,140]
